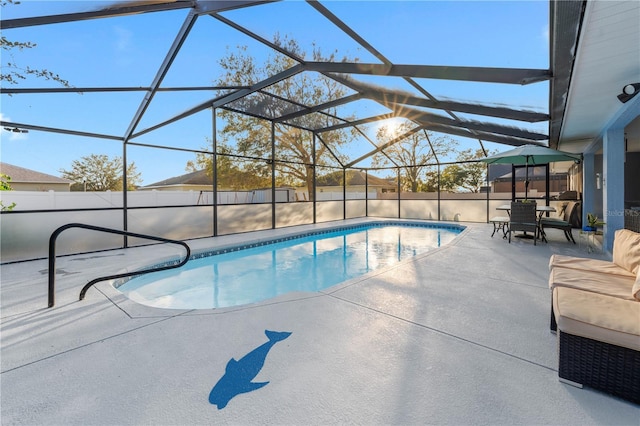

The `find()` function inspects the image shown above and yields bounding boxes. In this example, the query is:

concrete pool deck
[1,219,638,424]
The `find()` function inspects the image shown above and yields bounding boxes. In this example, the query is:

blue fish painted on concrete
[209,330,292,409]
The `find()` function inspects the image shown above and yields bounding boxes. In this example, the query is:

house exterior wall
[315,185,392,194]
[139,184,213,192]
[10,182,71,192]
[492,176,568,195]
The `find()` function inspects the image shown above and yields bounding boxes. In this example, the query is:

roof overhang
[549,0,640,152]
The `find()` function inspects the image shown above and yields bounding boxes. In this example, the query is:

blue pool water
[117,223,462,309]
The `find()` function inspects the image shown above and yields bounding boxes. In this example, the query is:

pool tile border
[113,221,465,288]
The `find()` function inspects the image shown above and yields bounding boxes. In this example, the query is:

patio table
[496,204,556,242]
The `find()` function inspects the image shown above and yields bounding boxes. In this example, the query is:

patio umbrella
[480,144,582,200]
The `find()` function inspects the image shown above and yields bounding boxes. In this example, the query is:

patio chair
[508,201,538,244]
[540,201,580,243]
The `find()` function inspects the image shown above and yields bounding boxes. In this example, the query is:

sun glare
[376,118,404,140]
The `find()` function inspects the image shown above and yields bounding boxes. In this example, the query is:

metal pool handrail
[48,223,191,308]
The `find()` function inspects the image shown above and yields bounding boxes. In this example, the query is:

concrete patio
[1,219,638,425]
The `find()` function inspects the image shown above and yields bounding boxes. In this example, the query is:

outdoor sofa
[548,229,640,404]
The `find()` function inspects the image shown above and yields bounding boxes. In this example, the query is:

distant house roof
[487,164,511,182]
[0,163,72,184]
[143,169,397,191]
[144,169,213,188]
[496,167,568,180]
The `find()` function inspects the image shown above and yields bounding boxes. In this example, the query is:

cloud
[112,26,134,68]
[542,24,549,43]
[114,26,133,52]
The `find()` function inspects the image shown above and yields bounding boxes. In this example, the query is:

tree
[436,148,497,193]
[443,148,496,193]
[189,36,357,200]
[371,122,457,192]
[60,154,142,191]
[0,173,16,211]
[0,173,12,191]
[1,1,70,87]
[456,148,495,193]
[438,164,467,192]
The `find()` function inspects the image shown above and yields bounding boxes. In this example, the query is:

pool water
[117,223,462,309]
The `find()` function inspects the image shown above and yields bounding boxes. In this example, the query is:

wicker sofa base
[558,330,640,404]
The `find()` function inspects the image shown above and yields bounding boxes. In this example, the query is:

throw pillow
[613,229,640,274]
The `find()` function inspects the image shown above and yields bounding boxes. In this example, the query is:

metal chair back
[509,201,538,244]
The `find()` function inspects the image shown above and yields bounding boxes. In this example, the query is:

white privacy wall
[1,190,553,263]
[0,190,295,210]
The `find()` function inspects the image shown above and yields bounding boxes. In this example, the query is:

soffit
[557,0,640,152]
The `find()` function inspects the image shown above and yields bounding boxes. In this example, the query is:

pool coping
[97,218,469,317]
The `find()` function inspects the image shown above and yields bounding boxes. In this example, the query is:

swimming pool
[116,222,463,309]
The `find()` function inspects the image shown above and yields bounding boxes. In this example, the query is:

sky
[1,0,550,185]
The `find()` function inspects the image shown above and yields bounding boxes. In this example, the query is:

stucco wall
[10,182,70,192]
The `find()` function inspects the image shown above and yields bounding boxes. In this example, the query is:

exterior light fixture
[617,82,640,103]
